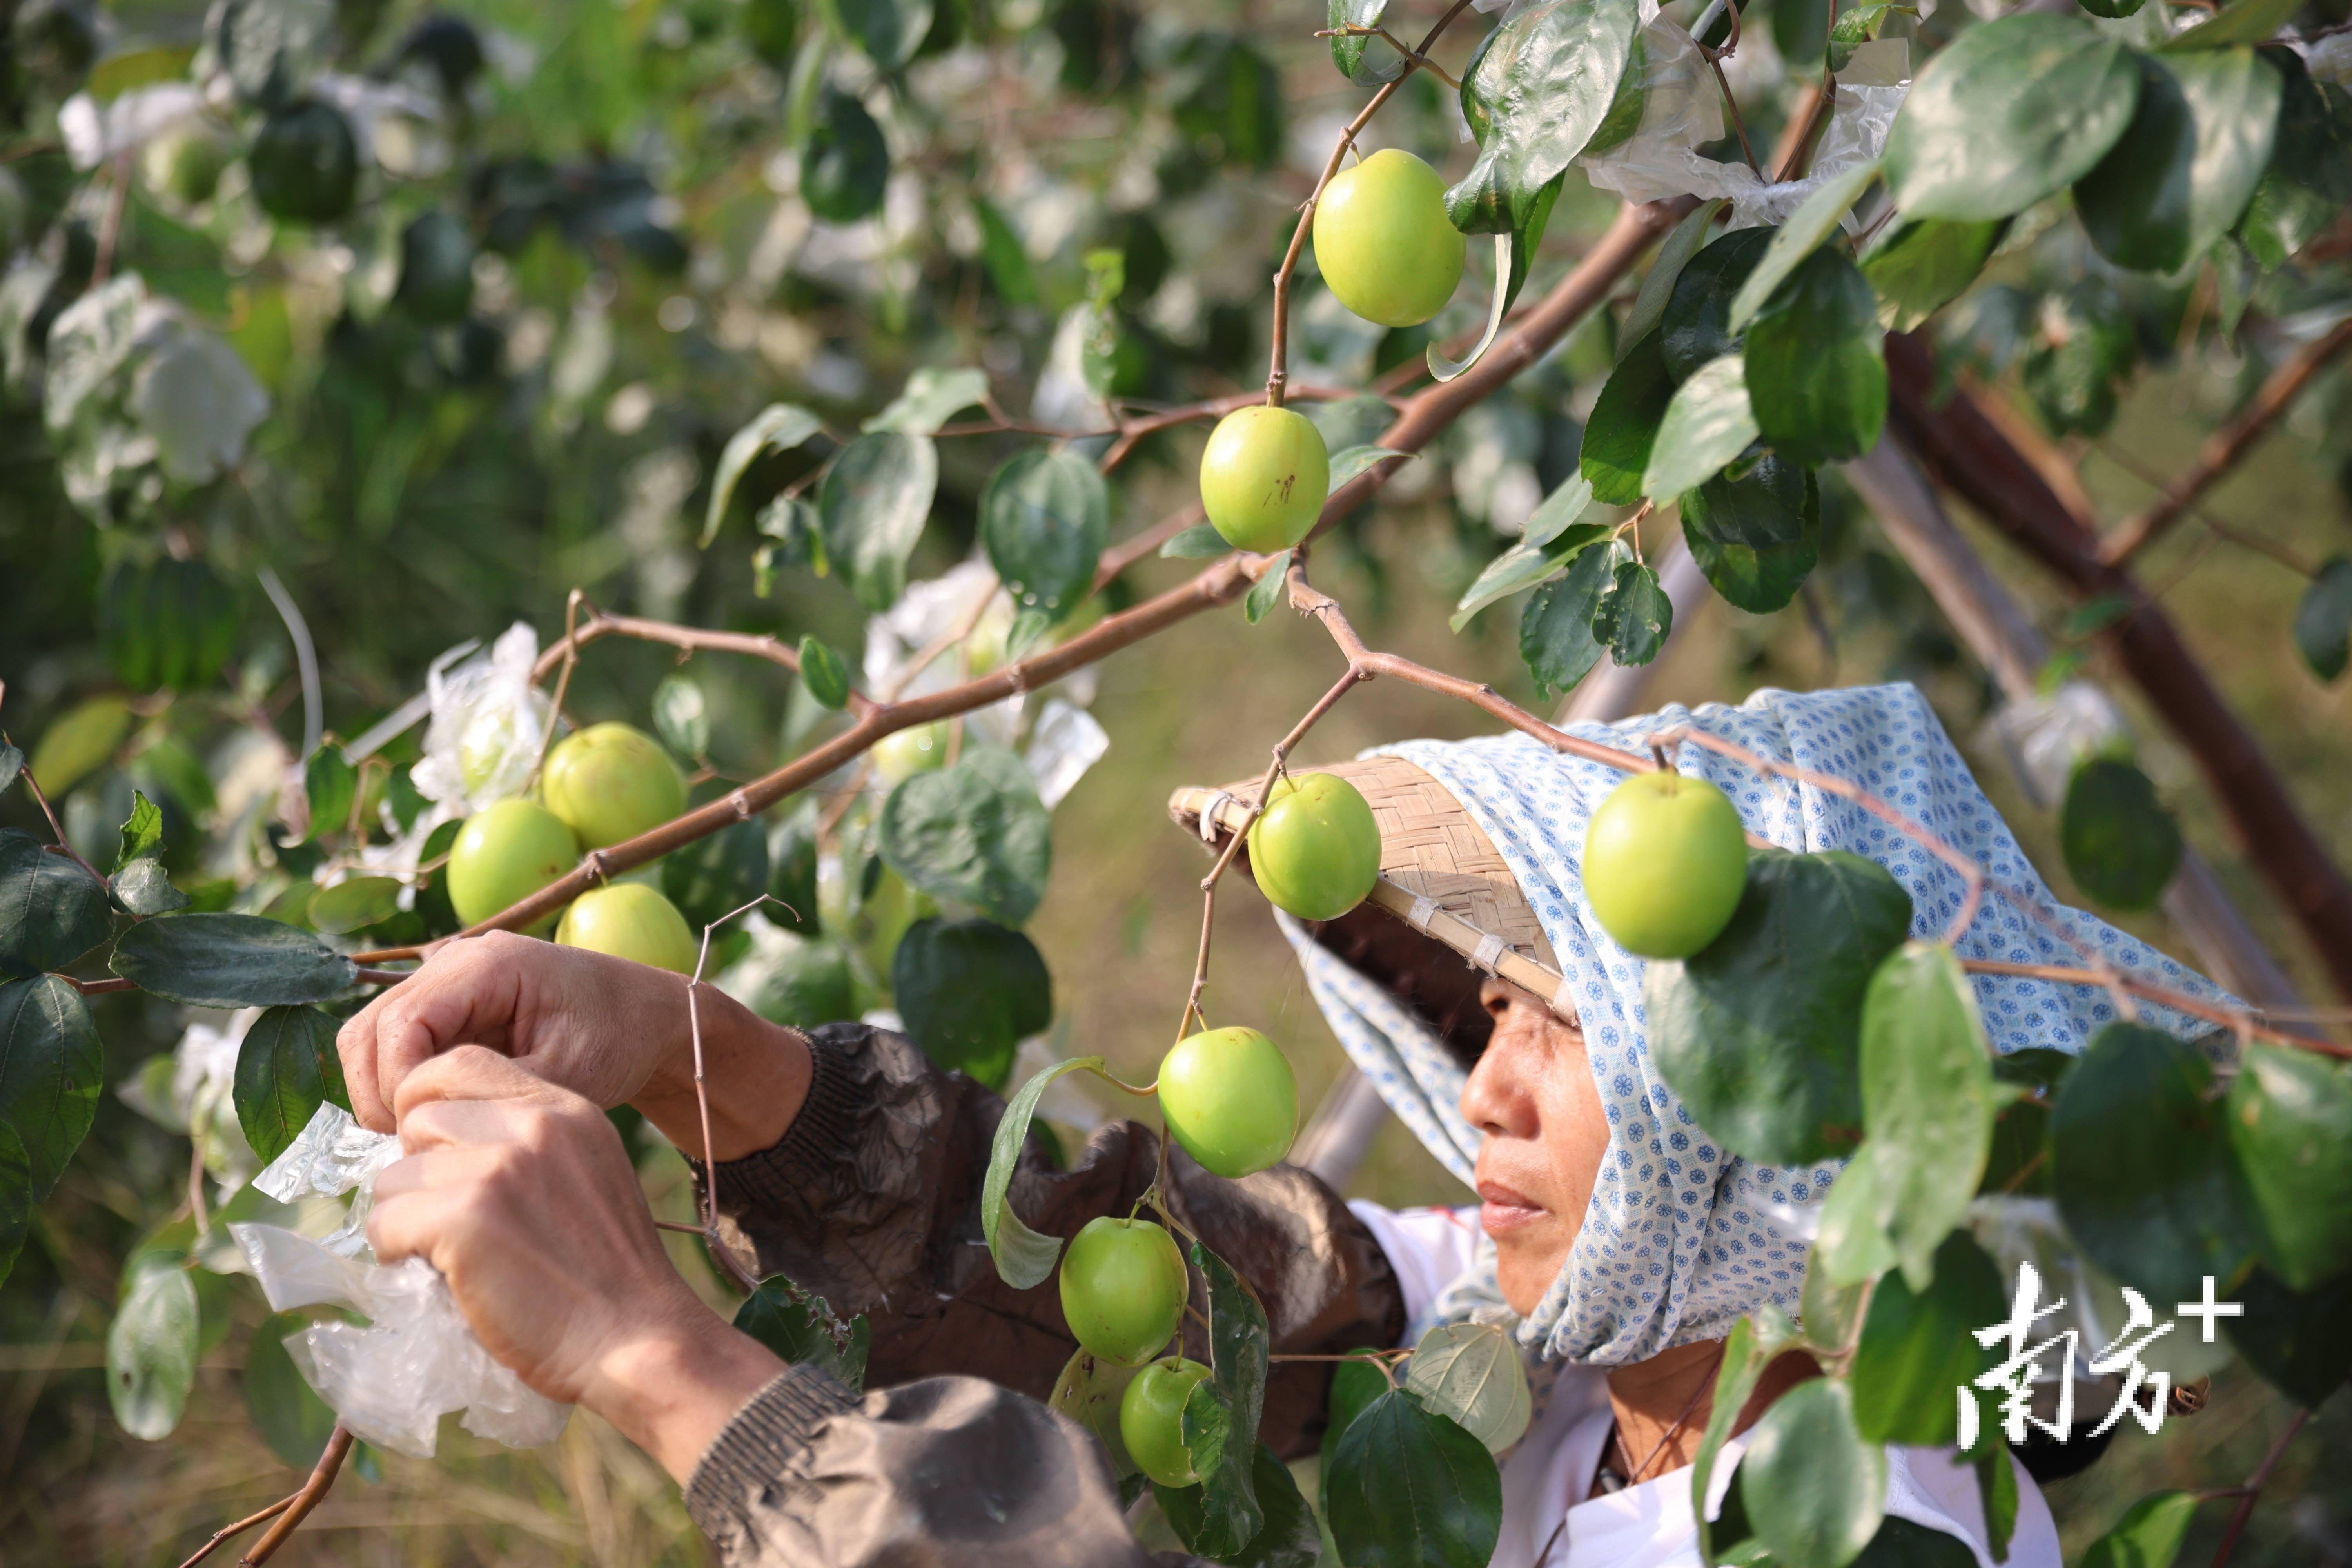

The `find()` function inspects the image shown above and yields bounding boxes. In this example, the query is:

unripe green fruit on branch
[1312,149,1466,328]
[447,798,579,930]
[1581,771,1748,958]
[1120,1357,1215,1487]
[1158,1027,1298,1179]
[556,882,701,974]
[1200,406,1329,553]
[1247,771,1382,921]
[541,722,687,849]
[1059,1216,1188,1366]
[873,722,949,785]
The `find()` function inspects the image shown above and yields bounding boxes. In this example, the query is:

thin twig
[524,588,588,793]
[91,156,131,289]
[2210,1407,2310,1568]
[174,1497,294,1568]
[2,747,109,887]
[529,602,878,720]
[2089,441,2321,578]
[1697,2,1763,176]
[235,1425,353,1564]
[685,896,777,1294]
[2102,315,2352,565]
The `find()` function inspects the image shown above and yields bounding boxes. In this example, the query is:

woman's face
[1459,977,1610,1316]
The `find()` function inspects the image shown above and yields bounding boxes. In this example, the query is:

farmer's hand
[369,1048,785,1482]
[338,930,809,1159]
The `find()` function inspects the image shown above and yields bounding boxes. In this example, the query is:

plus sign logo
[1958,1267,2244,1447]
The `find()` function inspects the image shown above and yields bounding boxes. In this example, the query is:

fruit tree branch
[1883,331,2352,1003]
[2099,315,2352,566]
[529,601,879,720]
[234,1425,352,1564]
[2210,1406,2310,1567]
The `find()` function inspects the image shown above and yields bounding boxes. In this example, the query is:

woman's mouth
[1476,1179,1548,1236]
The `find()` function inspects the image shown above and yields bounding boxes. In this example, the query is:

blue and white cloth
[1281,683,2227,1368]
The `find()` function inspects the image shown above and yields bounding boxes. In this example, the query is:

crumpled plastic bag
[1977,681,2129,811]
[1579,17,1910,229]
[408,621,554,813]
[241,1104,572,1456]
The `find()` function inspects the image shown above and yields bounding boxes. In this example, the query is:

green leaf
[973,197,1038,304]
[2053,1021,2250,1305]
[797,636,853,710]
[209,0,332,109]
[652,673,710,761]
[1403,1321,1532,1452]
[0,828,115,977]
[1648,850,1912,1165]
[0,1124,29,1288]
[1052,1348,1142,1475]
[1581,329,1675,504]
[1858,942,1996,1289]
[702,404,824,546]
[981,448,1109,623]
[1328,0,1403,85]
[1774,0,1832,78]
[1740,1379,1886,1568]
[114,791,163,871]
[2060,757,2181,909]
[1693,1309,1800,1566]
[734,1275,870,1391]
[1973,1443,2018,1565]
[1826,3,1915,73]
[1321,1351,1390,1486]
[2074,50,2282,275]
[2293,556,2352,681]
[1328,445,1414,493]
[1450,525,1608,632]
[0,742,20,798]
[2237,58,2352,270]
[1727,160,1883,336]
[865,366,989,438]
[1884,15,2142,221]
[802,85,890,223]
[1160,523,1232,560]
[980,1054,1104,1287]
[664,818,770,935]
[1661,227,1774,381]
[755,496,825,590]
[1598,559,1672,666]
[891,917,1051,1091]
[878,748,1050,926]
[1854,1515,1982,1566]
[1861,219,2006,333]
[0,973,102,1213]
[244,1310,339,1469]
[1622,201,1728,356]
[839,0,932,68]
[1245,551,1292,625]
[109,913,359,1008]
[819,430,938,612]
[101,558,241,692]
[302,746,355,844]
[2079,1490,2199,1568]
[1815,1145,1902,1287]
[1642,354,1758,499]
[1744,247,1887,466]
[1848,1231,2005,1446]
[307,876,403,935]
[1179,1240,1274,1558]
[1679,454,1820,614]
[28,697,132,802]
[109,1262,200,1440]
[1445,0,1641,236]
[1519,539,1631,700]
[1158,1442,1321,1568]
[1326,1389,1502,1568]
[767,805,822,936]
[2160,0,2299,51]
[234,1005,349,1162]
[2226,1042,2352,1290]
[2225,1265,2352,1406]
[2022,280,2138,437]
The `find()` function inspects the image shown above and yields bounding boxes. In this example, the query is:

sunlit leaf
[1739,1379,1886,1568]
[703,403,823,546]
[2226,1042,2352,1290]
[980,1054,1105,1287]
[109,912,359,1008]
[1403,1321,1531,1452]
[1642,353,1757,500]
[818,430,937,612]
[877,747,1051,926]
[981,448,1108,622]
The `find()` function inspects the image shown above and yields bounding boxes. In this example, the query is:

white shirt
[1348,1204,2063,1568]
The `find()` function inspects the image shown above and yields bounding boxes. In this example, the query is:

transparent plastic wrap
[238,1105,572,1456]
[1978,681,2129,810]
[407,621,554,812]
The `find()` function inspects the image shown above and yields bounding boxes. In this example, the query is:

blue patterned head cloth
[1279,684,2227,1367]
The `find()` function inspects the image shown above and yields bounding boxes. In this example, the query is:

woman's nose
[1459,1000,1545,1140]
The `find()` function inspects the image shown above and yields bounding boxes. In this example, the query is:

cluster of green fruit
[1197,150,1465,555]
[444,722,703,973]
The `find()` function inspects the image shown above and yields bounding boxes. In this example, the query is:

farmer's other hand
[338,930,809,1159]
[369,1047,784,1482]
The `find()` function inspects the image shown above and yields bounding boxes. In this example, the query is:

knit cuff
[707,1027,861,1213]
[683,1364,859,1547]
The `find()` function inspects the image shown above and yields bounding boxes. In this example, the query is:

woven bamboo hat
[1167,756,1578,1057]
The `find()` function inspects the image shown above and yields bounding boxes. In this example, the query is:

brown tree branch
[2100,315,2352,565]
[2211,1407,2310,1568]
[528,603,879,719]
[236,1425,353,1564]
[1884,332,2352,1003]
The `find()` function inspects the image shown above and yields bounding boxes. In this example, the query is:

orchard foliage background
[2,0,2352,1557]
